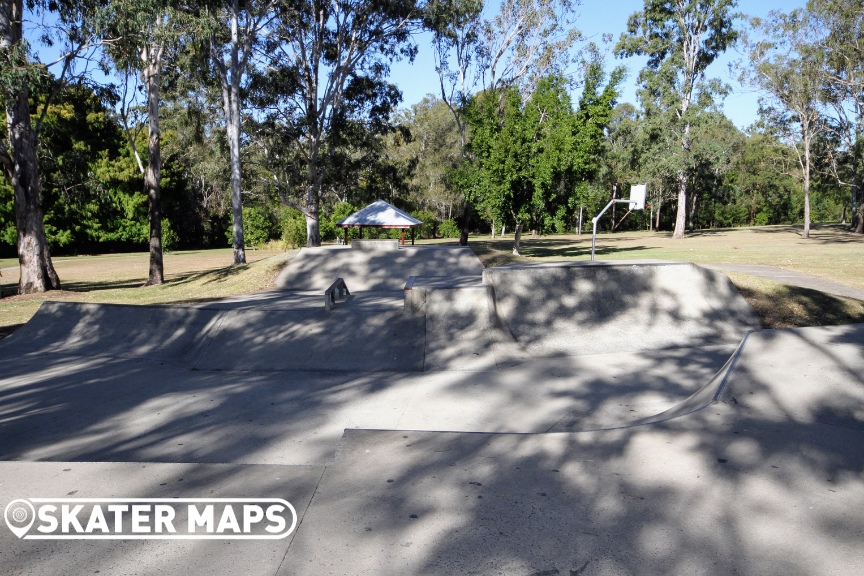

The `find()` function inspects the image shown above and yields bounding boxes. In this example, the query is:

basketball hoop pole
[591,199,633,261]
[591,184,647,261]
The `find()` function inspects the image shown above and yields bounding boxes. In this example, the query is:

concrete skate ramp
[1,299,424,372]
[0,301,222,364]
[422,285,529,371]
[195,306,424,372]
[276,246,484,291]
[483,261,757,356]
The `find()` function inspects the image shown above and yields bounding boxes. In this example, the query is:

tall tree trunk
[458,199,470,245]
[512,221,522,255]
[1,0,60,294]
[856,203,864,235]
[688,190,699,232]
[305,136,322,247]
[225,1,246,264]
[673,111,691,239]
[802,141,811,239]
[749,182,759,227]
[851,152,863,234]
[673,170,687,239]
[655,194,662,230]
[143,44,164,285]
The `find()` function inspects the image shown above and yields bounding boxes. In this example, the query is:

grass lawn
[1,223,863,336]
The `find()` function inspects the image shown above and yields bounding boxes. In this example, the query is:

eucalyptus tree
[1,0,112,293]
[425,0,582,245]
[252,0,419,247]
[205,0,279,264]
[747,9,826,239]
[396,96,462,221]
[808,0,864,233]
[107,0,196,284]
[616,0,738,239]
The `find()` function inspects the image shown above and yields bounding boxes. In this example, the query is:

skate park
[1,243,863,575]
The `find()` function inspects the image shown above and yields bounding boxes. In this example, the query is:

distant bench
[325,278,350,311]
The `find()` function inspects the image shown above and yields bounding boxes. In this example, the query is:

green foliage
[326,202,361,242]
[754,212,769,226]
[281,209,308,248]
[0,181,14,246]
[616,0,738,236]
[394,97,462,222]
[438,219,461,238]
[410,210,437,239]
[229,206,276,248]
[161,218,178,252]
[464,69,621,238]
[1,86,156,252]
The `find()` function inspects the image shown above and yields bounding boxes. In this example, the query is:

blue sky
[389,0,809,130]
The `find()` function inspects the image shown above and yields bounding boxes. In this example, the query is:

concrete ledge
[351,239,399,250]
[403,276,485,315]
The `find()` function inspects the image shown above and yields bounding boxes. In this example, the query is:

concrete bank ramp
[483,261,757,356]
[0,297,424,372]
[276,245,484,291]
[0,301,222,365]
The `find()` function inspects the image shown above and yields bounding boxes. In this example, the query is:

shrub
[226,206,277,247]
[328,202,361,242]
[438,219,460,238]
[161,218,178,252]
[281,209,308,248]
[410,210,437,239]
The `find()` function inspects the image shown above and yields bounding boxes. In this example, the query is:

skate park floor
[1,246,863,576]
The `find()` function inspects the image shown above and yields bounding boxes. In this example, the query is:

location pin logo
[4,499,36,538]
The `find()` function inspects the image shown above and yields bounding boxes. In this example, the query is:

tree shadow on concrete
[280,325,864,576]
[2,247,861,575]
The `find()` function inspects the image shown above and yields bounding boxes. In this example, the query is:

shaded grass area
[0,249,292,335]
[725,272,864,329]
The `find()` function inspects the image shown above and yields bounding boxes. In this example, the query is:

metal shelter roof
[337,200,422,228]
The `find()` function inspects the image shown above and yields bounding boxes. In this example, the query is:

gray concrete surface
[484,261,758,355]
[279,324,864,576]
[703,263,864,301]
[275,245,485,291]
[1,248,862,576]
[0,461,323,576]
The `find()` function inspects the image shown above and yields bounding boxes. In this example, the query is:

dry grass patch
[726,272,864,329]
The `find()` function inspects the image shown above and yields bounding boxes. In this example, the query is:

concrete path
[1,248,862,576]
[703,263,864,301]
